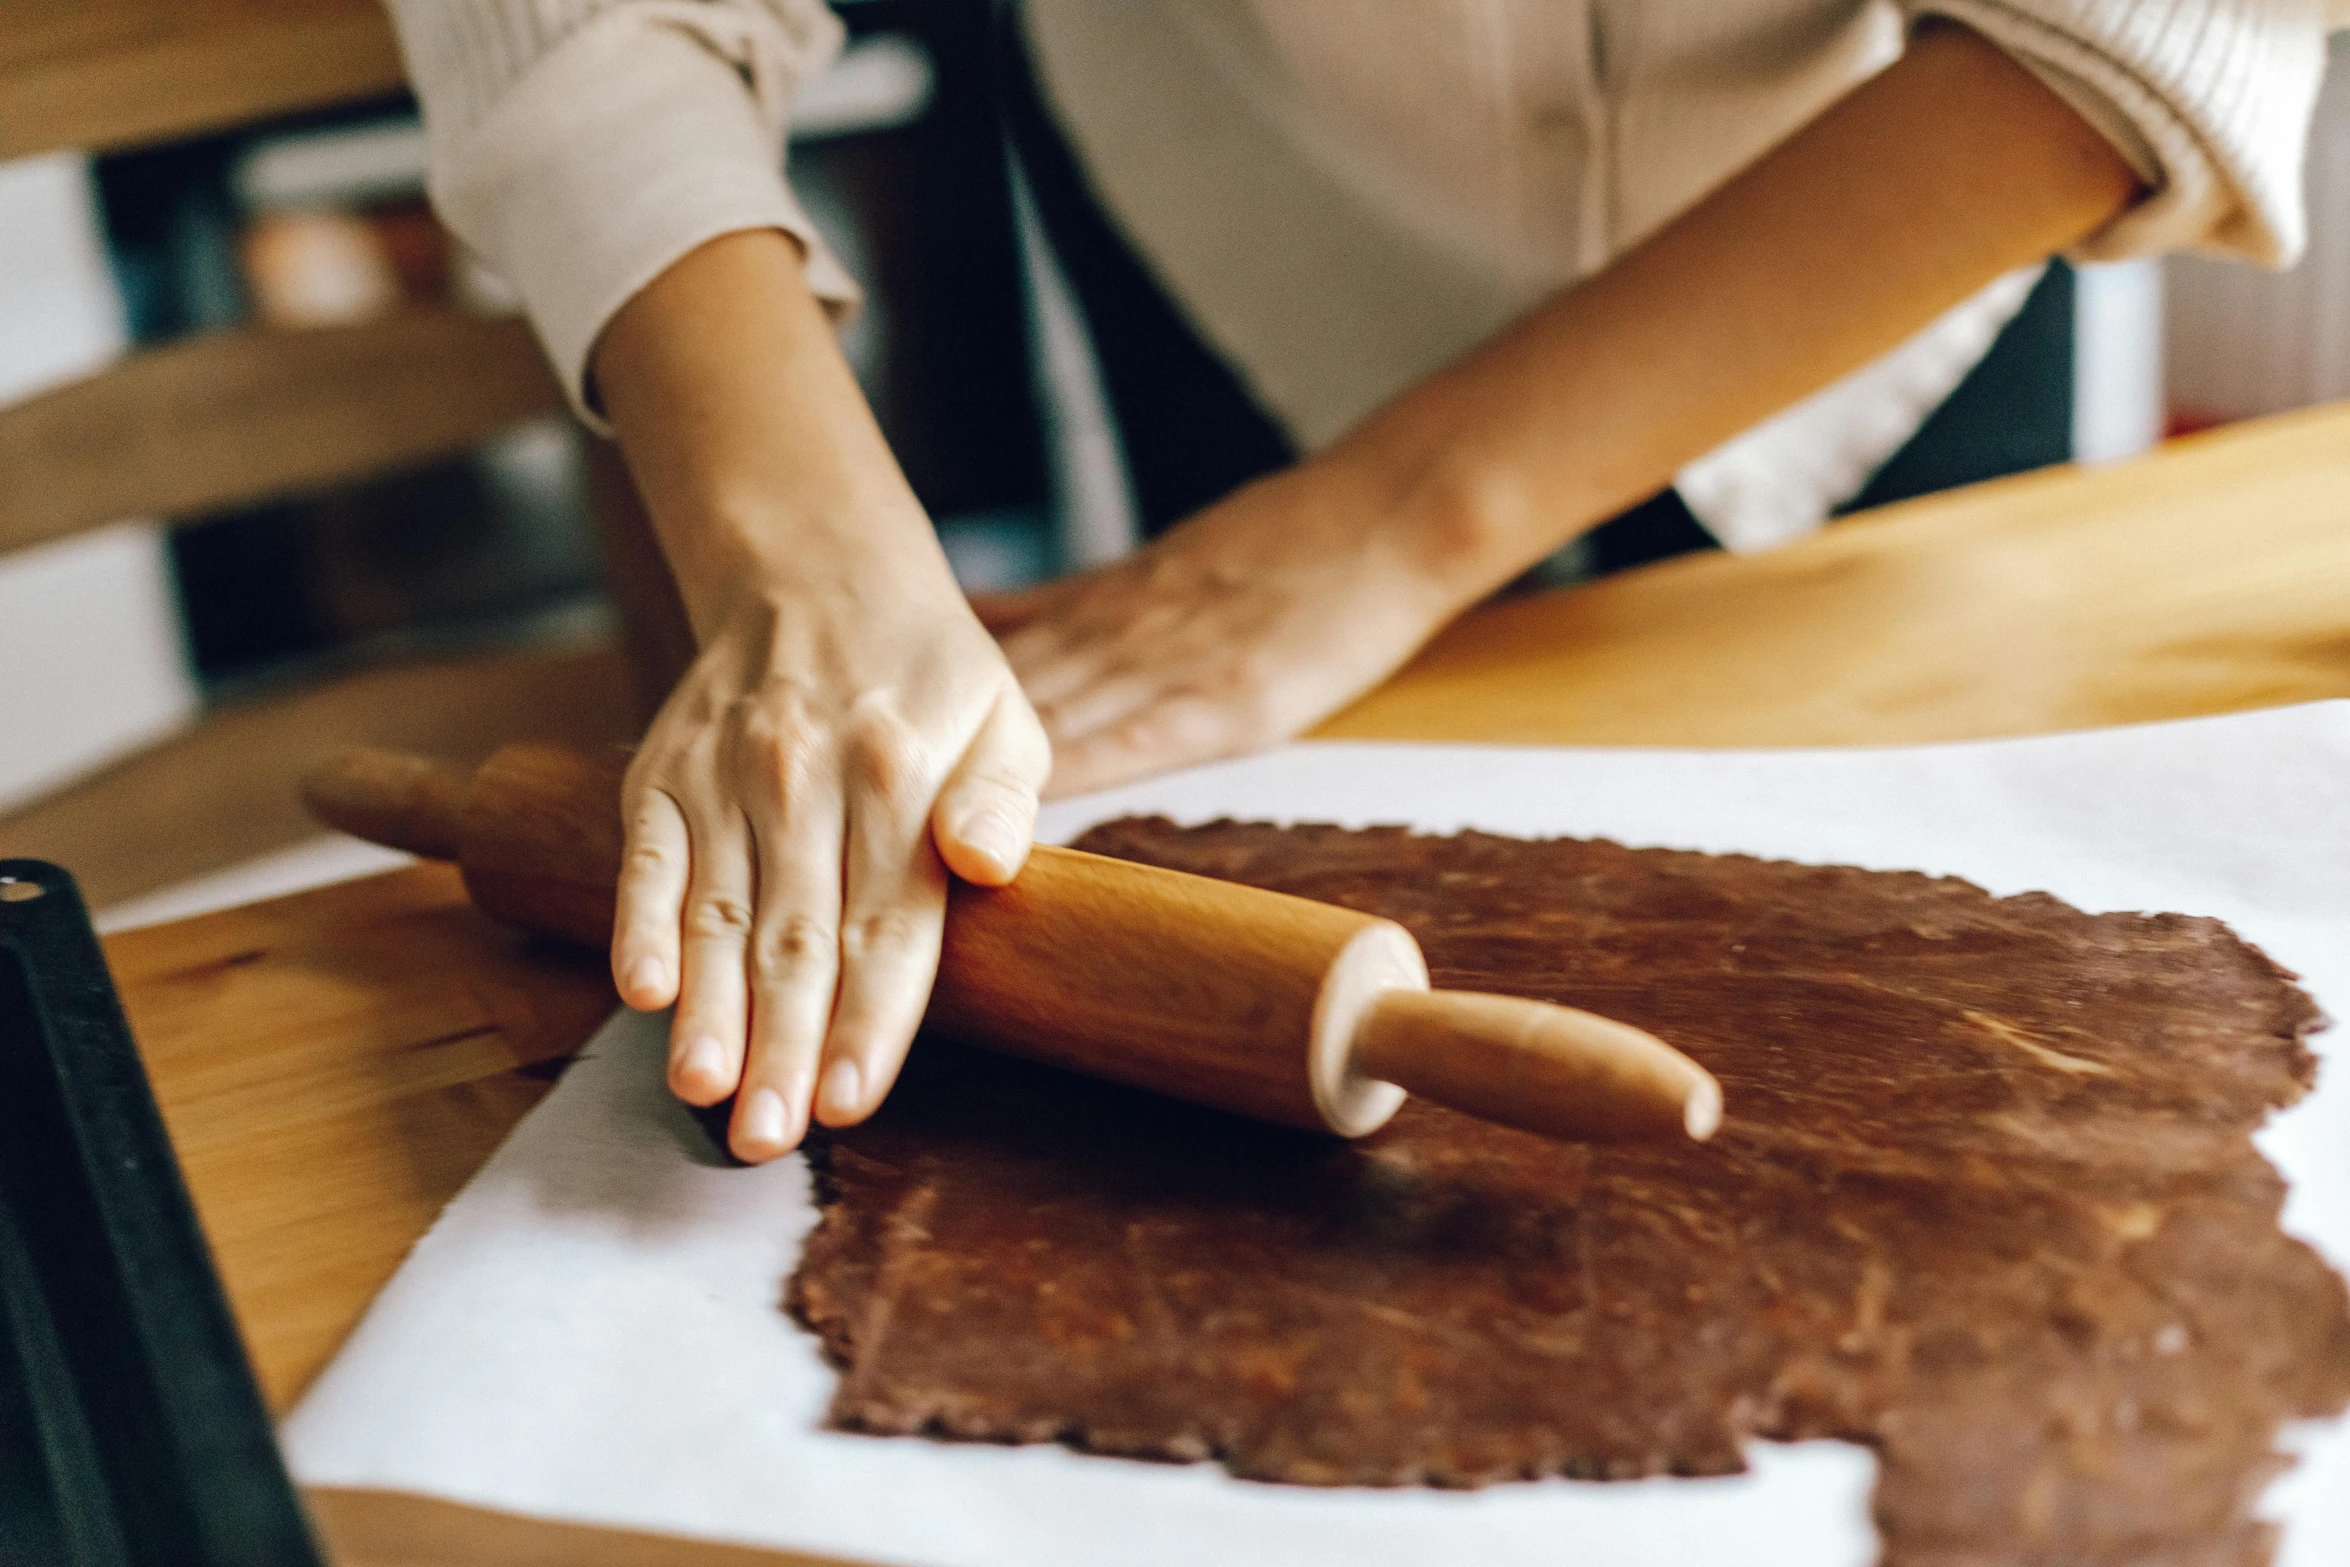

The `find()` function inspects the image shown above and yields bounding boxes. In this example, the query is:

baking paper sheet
[283,702,2350,1566]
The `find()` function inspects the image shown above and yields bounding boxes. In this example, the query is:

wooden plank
[97,400,2350,1564]
[0,637,636,910]
[1324,401,2350,747]
[0,0,405,160]
[0,308,568,553]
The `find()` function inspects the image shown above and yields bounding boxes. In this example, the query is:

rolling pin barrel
[303,746,1720,1146]
[932,845,1425,1135]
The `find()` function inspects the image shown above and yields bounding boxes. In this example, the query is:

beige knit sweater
[386,0,2341,550]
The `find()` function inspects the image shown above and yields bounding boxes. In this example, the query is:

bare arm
[1341,20,2139,583]
[594,231,1048,1163]
[992,22,2140,792]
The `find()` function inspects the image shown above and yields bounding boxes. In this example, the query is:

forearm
[591,229,951,640]
[588,228,1046,1160]
[1335,22,2140,597]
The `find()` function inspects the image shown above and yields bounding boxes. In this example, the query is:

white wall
[2073,260,2165,464]
[0,152,198,812]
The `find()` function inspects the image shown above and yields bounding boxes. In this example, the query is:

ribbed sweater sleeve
[384,0,862,429]
[1907,1,2332,265]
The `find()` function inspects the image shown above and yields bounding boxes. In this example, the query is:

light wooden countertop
[98,403,2350,1565]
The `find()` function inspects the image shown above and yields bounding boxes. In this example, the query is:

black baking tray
[0,859,320,1567]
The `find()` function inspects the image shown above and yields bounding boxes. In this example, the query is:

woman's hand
[616,555,1047,1162]
[594,230,1049,1162]
[978,455,1472,796]
[985,24,2137,800]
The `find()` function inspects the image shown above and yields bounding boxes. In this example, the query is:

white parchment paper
[284,703,2350,1566]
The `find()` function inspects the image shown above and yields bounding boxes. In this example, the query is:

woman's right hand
[613,560,1047,1164]
[593,230,1047,1163]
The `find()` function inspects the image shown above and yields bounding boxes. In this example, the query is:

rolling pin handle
[300,748,471,862]
[1351,989,1722,1144]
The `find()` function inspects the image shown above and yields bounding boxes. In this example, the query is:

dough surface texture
[790,821,2350,1566]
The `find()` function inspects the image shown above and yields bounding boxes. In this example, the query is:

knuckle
[1029,700,1071,739]
[685,896,755,941]
[622,749,679,802]
[740,722,824,798]
[753,911,837,977]
[1115,710,1167,751]
[961,763,1032,800]
[623,842,676,881]
[1183,645,1267,706]
[949,764,1039,817]
[846,709,929,805]
[743,677,817,727]
[841,906,923,962]
[732,680,819,749]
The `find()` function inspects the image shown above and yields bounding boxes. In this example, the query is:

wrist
[1311,423,1548,612]
[593,230,956,642]
[662,489,954,644]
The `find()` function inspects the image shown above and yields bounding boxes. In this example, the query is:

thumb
[931,691,1052,886]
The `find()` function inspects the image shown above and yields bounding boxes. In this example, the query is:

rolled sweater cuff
[1908,1,2327,267]
[424,7,863,432]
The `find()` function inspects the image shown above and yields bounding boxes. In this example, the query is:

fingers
[613,780,689,1010]
[668,799,758,1112]
[1030,665,1159,749]
[932,694,1052,886]
[814,694,1052,1130]
[621,610,1049,1156]
[1045,694,1247,798]
[818,707,950,1129]
[968,577,1073,636]
[1001,598,1169,716]
[1012,644,1116,719]
[730,716,846,1162]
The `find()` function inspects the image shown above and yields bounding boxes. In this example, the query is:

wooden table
[99,403,2350,1565]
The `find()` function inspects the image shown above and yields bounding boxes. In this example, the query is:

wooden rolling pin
[303,745,1721,1145]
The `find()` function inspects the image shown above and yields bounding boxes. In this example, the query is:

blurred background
[1,5,2344,913]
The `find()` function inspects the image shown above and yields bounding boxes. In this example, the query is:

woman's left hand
[975,456,1475,797]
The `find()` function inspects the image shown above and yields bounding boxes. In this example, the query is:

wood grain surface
[305,1487,852,1567]
[96,402,2350,1565]
[1325,401,2350,747]
[0,0,405,160]
[104,865,618,1411]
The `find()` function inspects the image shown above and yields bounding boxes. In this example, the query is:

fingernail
[625,957,666,1002]
[742,1088,790,1153]
[960,809,1022,877]
[682,1034,726,1091]
[819,1058,864,1121]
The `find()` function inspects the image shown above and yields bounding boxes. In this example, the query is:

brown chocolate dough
[790,821,2350,1565]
